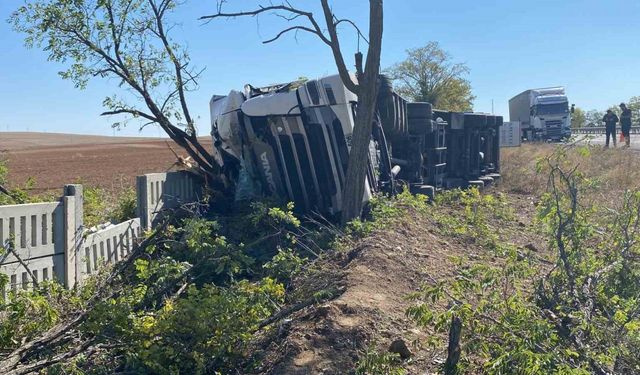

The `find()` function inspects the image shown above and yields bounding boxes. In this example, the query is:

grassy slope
[251,143,640,374]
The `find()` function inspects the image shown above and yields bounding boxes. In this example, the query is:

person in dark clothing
[620,103,633,147]
[602,109,619,148]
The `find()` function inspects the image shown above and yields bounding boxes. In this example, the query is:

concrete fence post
[136,175,150,230]
[63,184,84,288]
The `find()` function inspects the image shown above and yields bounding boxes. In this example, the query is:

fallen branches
[0,222,167,373]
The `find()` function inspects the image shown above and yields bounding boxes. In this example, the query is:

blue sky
[1,0,639,137]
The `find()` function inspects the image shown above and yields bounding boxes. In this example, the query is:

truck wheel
[468,180,485,191]
[410,184,435,201]
[408,117,431,135]
[479,176,494,186]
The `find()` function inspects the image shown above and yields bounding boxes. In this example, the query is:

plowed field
[1,132,212,194]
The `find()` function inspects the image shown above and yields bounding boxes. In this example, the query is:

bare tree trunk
[444,316,462,375]
[340,0,383,224]
[341,76,379,224]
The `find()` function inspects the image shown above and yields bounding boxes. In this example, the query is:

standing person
[620,103,633,148]
[602,109,619,148]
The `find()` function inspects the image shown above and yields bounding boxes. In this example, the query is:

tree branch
[333,18,369,44]
[100,109,158,123]
[6,245,39,289]
[149,0,194,132]
[262,25,325,44]
[201,4,331,45]
[320,0,359,93]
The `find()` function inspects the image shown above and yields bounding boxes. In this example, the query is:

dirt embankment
[251,191,542,374]
[1,132,212,194]
[248,143,640,374]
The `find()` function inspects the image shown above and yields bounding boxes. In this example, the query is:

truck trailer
[210,74,502,216]
[509,87,571,141]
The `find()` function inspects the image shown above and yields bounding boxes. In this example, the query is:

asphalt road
[574,134,640,150]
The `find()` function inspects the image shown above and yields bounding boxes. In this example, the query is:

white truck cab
[510,87,571,141]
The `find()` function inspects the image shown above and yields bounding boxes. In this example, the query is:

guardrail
[573,126,640,135]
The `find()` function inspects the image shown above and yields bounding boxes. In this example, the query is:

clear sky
[0,0,639,137]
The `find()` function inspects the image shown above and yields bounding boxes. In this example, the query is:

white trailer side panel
[508,90,532,128]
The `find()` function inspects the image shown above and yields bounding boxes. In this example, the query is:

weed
[263,248,307,284]
[409,146,640,374]
[111,187,137,223]
[347,189,429,238]
[356,345,406,375]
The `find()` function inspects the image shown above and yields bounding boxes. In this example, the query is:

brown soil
[1,132,212,194]
[250,189,546,374]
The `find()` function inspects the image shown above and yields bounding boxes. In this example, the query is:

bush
[263,248,307,284]
[0,281,82,352]
[83,186,110,228]
[81,185,138,228]
[356,346,406,375]
[347,188,429,237]
[409,147,640,374]
[0,158,43,205]
[110,187,137,223]
[126,279,284,374]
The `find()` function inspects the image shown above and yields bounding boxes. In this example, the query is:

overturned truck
[210,74,502,216]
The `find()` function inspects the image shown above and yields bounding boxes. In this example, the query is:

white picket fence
[1,171,201,293]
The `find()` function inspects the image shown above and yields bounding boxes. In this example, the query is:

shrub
[83,186,110,228]
[263,248,307,284]
[110,187,137,223]
[348,188,429,237]
[126,278,284,374]
[0,158,43,205]
[356,346,406,375]
[409,147,640,374]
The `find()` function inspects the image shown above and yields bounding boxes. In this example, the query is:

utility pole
[491,99,494,114]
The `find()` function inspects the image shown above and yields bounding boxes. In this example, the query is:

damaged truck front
[210,74,501,216]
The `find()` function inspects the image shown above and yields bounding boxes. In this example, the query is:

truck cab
[509,87,572,142]
[530,93,571,141]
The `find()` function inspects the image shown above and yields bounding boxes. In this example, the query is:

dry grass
[501,143,640,206]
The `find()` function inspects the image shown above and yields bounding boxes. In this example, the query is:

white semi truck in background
[509,87,572,141]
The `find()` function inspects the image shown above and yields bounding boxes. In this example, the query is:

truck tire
[479,176,494,186]
[407,102,433,120]
[408,117,431,135]
[468,180,485,190]
[410,184,435,200]
[487,173,501,181]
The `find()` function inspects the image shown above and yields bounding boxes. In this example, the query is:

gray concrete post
[63,184,83,288]
[136,175,150,230]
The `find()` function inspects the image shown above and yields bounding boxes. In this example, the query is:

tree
[626,96,640,125]
[585,109,605,127]
[202,1,384,224]
[570,106,586,128]
[387,42,475,111]
[11,0,226,191]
